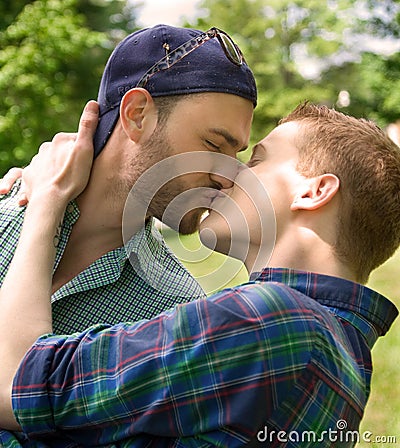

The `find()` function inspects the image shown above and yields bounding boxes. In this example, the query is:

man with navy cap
[0,25,257,336]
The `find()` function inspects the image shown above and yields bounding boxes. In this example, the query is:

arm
[0,100,98,429]
[11,286,278,446]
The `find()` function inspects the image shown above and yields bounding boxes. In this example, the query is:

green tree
[189,0,360,146]
[76,0,138,39]
[0,0,102,173]
[188,0,400,147]
[0,0,139,175]
[317,0,400,126]
[0,1,35,30]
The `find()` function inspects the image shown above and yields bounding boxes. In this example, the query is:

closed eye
[247,158,260,167]
[247,143,266,167]
[206,140,221,151]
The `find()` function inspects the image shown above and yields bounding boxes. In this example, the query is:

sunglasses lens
[218,32,242,65]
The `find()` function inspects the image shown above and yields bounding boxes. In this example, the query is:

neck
[245,225,357,283]
[74,137,145,249]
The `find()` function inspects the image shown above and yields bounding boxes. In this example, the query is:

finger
[16,178,28,206]
[38,141,52,153]
[76,100,99,143]
[0,168,23,194]
[51,132,76,144]
[17,191,28,207]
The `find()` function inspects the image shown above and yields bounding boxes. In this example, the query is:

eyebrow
[209,128,248,152]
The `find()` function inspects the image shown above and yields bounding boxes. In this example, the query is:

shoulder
[207,280,345,356]
[211,280,318,321]
[195,281,322,360]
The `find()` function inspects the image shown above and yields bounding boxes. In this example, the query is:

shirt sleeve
[12,282,315,446]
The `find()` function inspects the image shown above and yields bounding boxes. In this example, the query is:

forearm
[0,100,97,430]
[0,194,66,429]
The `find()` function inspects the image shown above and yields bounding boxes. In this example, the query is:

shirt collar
[250,268,398,341]
[124,218,205,298]
[53,200,80,273]
[124,218,161,265]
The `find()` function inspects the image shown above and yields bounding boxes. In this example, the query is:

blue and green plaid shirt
[0,182,206,335]
[1,268,397,447]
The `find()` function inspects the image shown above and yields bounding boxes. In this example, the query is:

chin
[200,231,232,256]
[199,213,232,255]
[200,211,256,262]
[176,208,207,235]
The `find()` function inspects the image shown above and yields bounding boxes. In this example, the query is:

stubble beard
[147,173,208,235]
[126,124,207,235]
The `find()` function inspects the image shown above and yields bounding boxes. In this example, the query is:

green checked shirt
[0,181,206,334]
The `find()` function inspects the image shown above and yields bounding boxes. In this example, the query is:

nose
[209,155,240,190]
[209,172,234,190]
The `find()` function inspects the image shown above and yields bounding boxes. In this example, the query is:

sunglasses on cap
[136,27,245,89]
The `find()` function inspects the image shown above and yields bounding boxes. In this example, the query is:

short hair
[280,102,400,283]
[153,94,200,126]
[153,96,181,126]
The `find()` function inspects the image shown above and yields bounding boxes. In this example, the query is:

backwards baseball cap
[93,24,257,157]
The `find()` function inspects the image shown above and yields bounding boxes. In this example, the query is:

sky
[135,0,200,27]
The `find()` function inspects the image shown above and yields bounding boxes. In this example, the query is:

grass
[163,229,400,446]
[162,227,249,295]
[357,249,400,447]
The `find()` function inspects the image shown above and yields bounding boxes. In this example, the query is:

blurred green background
[1,0,399,445]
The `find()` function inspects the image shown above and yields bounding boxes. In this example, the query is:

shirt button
[67,204,75,213]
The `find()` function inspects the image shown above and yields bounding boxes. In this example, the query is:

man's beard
[147,170,210,235]
[149,182,208,234]
[132,125,210,235]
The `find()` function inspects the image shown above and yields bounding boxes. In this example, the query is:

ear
[290,174,340,211]
[120,88,158,143]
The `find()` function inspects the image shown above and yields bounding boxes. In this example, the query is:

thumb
[76,100,99,147]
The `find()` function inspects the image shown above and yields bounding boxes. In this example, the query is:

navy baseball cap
[93,24,257,157]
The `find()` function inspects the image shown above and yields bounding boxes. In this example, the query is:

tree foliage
[188,0,400,149]
[0,0,138,175]
[0,1,35,30]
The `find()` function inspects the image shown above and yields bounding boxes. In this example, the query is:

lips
[208,191,231,211]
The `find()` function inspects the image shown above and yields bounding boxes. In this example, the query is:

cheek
[170,152,215,180]
[268,178,294,213]
[200,186,259,254]
[252,165,294,209]
[176,173,215,204]
[161,173,217,216]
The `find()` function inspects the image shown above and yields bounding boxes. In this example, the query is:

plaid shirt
[0,182,206,335]
[1,268,397,447]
